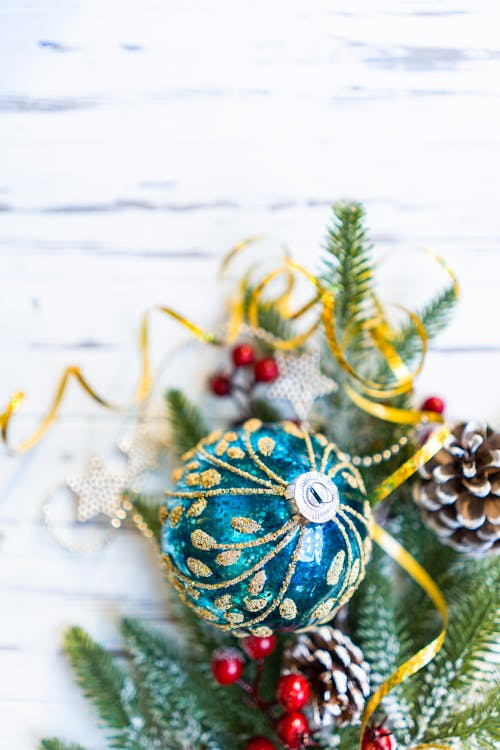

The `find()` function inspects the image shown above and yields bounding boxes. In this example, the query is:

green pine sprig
[63,627,135,748]
[321,201,374,333]
[165,388,207,458]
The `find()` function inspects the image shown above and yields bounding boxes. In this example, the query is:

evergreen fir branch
[165,389,208,458]
[349,546,416,745]
[63,627,133,745]
[320,201,374,332]
[242,286,294,344]
[407,558,500,743]
[40,741,92,750]
[422,684,500,747]
[438,560,500,695]
[121,616,183,667]
[121,617,265,747]
[392,284,457,366]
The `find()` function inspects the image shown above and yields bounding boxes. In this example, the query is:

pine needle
[165,389,207,458]
[321,201,374,332]
[63,627,132,738]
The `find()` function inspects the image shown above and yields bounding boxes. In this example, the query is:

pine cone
[282,625,370,729]
[414,421,500,555]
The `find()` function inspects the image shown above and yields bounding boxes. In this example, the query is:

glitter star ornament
[67,456,127,523]
[161,420,371,636]
[119,427,160,478]
[267,350,337,422]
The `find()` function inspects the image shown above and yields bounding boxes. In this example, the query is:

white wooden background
[1,1,500,747]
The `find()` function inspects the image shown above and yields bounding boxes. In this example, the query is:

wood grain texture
[1,1,499,747]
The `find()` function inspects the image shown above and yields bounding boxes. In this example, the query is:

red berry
[210,373,232,396]
[233,343,255,367]
[421,396,445,415]
[276,711,310,749]
[211,648,244,685]
[242,634,277,660]
[276,673,311,712]
[362,724,396,750]
[245,737,276,750]
[254,358,279,383]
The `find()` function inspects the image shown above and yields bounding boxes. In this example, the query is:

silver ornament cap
[287,471,340,523]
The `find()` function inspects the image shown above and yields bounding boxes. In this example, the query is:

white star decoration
[119,427,160,478]
[67,456,127,523]
[267,350,337,422]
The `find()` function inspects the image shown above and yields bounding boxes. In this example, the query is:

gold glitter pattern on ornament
[311,598,335,621]
[186,473,200,486]
[215,440,229,456]
[248,570,267,595]
[216,549,241,566]
[169,506,183,527]
[231,517,262,534]
[187,497,207,517]
[282,420,304,438]
[200,469,221,488]
[159,506,168,524]
[224,431,238,442]
[243,418,262,432]
[191,529,217,550]
[198,443,278,489]
[245,597,268,612]
[171,467,183,483]
[348,558,360,585]
[327,550,345,585]
[244,429,287,486]
[225,612,244,624]
[280,598,298,619]
[186,460,200,471]
[251,626,273,637]
[227,446,245,460]
[215,594,232,610]
[342,471,359,489]
[187,557,213,577]
[196,607,218,622]
[258,437,275,456]
[204,430,222,446]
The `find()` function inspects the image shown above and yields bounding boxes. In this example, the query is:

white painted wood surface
[1,1,499,747]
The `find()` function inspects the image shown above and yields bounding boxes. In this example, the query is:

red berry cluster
[361,720,396,750]
[211,635,313,750]
[209,342,279,404]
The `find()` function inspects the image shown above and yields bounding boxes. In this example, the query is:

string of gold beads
[348,435,409,467]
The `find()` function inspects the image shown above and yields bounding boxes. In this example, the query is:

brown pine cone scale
[414,421,500,555]
[283,625,370,729]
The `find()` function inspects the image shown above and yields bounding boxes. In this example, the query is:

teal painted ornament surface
[161,420,372,636]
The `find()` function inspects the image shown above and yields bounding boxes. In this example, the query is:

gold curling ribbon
[361,522,448,747]
[137,305,221,400]
[0,367,115,454]
[357,426,450,747]
[1,307,222,453]
[371,424,450,504]
[344,384,444,426]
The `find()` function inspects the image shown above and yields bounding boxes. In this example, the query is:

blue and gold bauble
[161,420,372,636]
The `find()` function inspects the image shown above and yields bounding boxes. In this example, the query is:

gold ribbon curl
[362,522,449,747]
[1,307,222,454]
